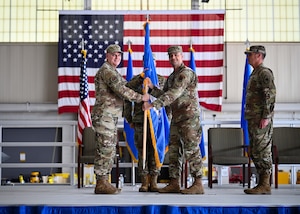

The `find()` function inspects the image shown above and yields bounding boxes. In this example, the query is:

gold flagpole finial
[81,38,87,58]
[245,39,250,51]
[189,39,194,52]
[145,14,151,22]
[127,40,132,52]
[81,38,84,51]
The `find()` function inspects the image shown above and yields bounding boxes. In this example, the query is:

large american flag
[58,10,225,113]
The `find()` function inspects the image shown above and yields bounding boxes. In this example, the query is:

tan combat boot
[139,175,149,192]
[158,178,180,193]
[94,176,120,194]
[181,177,205,194]
[244,173,271,194]
[149,174,159,192]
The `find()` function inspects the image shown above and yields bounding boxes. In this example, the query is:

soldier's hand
[260,118,269,129]
[142,93,150,102]
[143,102,153,111]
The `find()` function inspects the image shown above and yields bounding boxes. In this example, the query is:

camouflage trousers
[168,116,203,179]
[247,118,273,175]
[134,123,160,176]
[92,115,118,179]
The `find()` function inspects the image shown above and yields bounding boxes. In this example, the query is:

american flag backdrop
[58,10,225,114]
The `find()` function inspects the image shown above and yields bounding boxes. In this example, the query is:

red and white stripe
[121,13,224,112]
[77,97,92,145]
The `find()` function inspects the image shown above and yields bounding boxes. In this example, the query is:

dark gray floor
[0,183,299,207]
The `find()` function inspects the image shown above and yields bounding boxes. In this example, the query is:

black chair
[272,127,300,188]
[77,127,95,188]
[208,127,251,188]
[77,127,120,188]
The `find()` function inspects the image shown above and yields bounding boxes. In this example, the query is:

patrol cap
[167,46,183,55]
[106,44,123,54]
[244,45,266,55]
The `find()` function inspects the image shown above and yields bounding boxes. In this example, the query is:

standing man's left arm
[260,69,276,128]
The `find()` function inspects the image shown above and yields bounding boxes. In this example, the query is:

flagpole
[125,40,137,185]
[142,16,150,170]
[77,38,89,187]
[142,82,148,170]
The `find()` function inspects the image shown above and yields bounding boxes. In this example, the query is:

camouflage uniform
[150,63,203,179]
[245,63,276,175]
[124,74,167,177]
[92,61,145,179]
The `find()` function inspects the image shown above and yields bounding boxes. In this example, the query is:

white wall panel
[224,42,300,103]
[0,43,58,103]
[0,42,299,104]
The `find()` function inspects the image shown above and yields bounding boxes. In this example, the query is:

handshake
[142,94,154,110]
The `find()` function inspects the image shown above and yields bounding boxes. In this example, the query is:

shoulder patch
[178,73,185,82]
[110,75,118,83]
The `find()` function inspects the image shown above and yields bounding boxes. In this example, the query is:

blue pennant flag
[143,21,170,167]
[123,48,138,162]
[241,56,252,146]
[189,46,206,160]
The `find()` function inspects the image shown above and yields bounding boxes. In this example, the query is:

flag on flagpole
[189,46,206,160]
[143,20,170,167]
[77,47,92,145]
[123,47,138,162]
[58,11,225,114]
[241,56,252,146]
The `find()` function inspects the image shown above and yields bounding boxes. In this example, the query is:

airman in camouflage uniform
[92,44,150,194]
[243,45,276,195]
[143,46,204,194]
[124,58,167,192]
